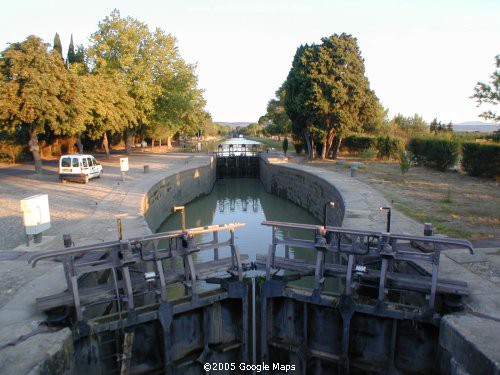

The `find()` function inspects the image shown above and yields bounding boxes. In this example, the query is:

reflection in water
[157,179,321,263]
[157,178,341,292]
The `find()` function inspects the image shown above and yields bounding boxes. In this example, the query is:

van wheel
[60,178,66,184]
[97,171,103,178]
[84,175,89,184]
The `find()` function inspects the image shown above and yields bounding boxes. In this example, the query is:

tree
[89,10,157,153]
[285,34,380,159]
[89,10,208,153]
[389,113,428,138]
[0,36,82,173]
[283,137,288,156]
[53,32,63,59]
[472,55,499,122]
[76,73,137,157]
[67,34,76,65]
[262,83,291,137]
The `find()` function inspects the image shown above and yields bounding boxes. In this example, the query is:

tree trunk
[102,132,110,159]
[166,136,172,148]
[325,129,336,159]
[320,137,328,159]
[76,134,84,154]
[28,127,42,174]
[333,137,343,159]
[125,131,132,154]
[151,139,155,149]
[159,139,162,147]
[304,130,314,160]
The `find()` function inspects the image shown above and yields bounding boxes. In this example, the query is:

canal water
[157,178,320,263]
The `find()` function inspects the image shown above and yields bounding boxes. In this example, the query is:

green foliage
[293,140,304,155]
[261,83,291,136]
[67,34,76,65]
[408,136,460,171]
[389,113,429,139]
[342,134,375,153]
[399,150,412,174]
[240,123,263,137]
[53,33,63,59]
[461,142,500,178]
[359,147,377,159]
[284,33,380,159]
[88,10,209,146]
[375,136,403,159]
[471,55,499,122]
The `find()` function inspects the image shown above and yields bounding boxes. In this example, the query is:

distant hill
[452,121,499,133]
[215,122,252,129]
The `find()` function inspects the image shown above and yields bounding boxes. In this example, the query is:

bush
[375,135,403,159]
[399,150,412,174]
[462,142,500,178]
[408,136,460,171]
[342,135,375,154]
[293,141,304,155]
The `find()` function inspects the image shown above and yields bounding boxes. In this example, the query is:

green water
[157,178,321,263]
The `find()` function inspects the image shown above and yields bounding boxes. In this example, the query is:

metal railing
[258,220,474,310]
[29,223,246,321]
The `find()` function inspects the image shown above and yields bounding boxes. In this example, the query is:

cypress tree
[53,32,63,59]
[67,34,76,65]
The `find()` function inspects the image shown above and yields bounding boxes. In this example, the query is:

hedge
[375,135,404,159]
[408,136,460,171]
[342,135,375,153]
[462,142,500,178]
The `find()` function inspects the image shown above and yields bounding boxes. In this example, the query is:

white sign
[20,194,51,235]
[120,157,129,172]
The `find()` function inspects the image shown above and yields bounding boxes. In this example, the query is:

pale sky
[1,0,499,123]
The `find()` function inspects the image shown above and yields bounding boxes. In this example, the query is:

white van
[59,154,103,183]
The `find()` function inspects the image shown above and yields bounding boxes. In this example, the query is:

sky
[1,0,499,123]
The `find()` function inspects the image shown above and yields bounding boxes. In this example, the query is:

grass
[307,156,499,239]
[392,202,472,238]
[245,136,283,151]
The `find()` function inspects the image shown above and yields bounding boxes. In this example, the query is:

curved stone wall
[143,158,216,232]
[259,156,345,227]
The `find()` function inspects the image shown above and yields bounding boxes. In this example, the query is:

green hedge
[408,136,460,171]
[341,134,402,159]
[462,142,500,178]
[342,135,375,153]
[375,135,404,159]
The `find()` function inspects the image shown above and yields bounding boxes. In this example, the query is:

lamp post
[380,206,391,233]
[323,201,336,229]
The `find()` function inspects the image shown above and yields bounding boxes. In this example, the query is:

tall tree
[88,10,157,153]
[0,36,82,173]
[472,55,500,122]
[76,73,137,157]
[262,83,292,137]
[285,34,380,159]
[53,32,63,59]
[66,34,76,65]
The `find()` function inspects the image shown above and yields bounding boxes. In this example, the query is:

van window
[86,158,92,167]
[82,158,88,168]
[61,157,71,167]
[91,158,96,166]
[72,158,79,167]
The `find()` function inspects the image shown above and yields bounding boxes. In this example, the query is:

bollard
[144,165,150,173]
[350,166,358,177]
[34,233,43,244]
[63,233,72,248]
[424,223,434,236]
